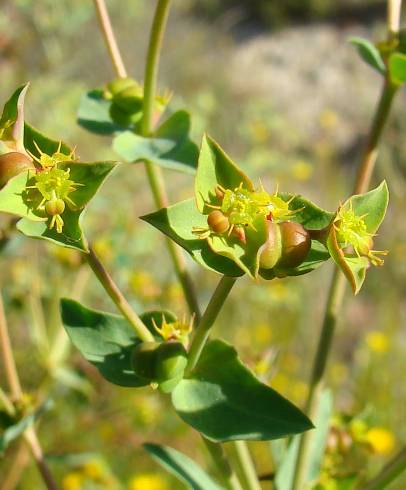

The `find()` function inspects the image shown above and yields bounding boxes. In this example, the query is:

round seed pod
[259,221,282,270]
[277,221,311,269]
[107,77,138,97]
[113,85,143,114]
[207,210,229,235]
[0,152,35,188]
[45,199,65,216]
[109,103,142,127]
[131,341,160,382]
[156,341,188,393]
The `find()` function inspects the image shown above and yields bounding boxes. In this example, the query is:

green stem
[186,275,236,375]
[204,438,244,490]
[0,290,58,490]
[140,0,202,321]
[234,441,262,490]
[86,245,154,342]
[363,447,406,490]
[291,72,399,490]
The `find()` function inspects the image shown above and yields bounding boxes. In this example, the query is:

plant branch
[186,275,236,375]
[0,290,58,490]
[388,0,402,39]
[86,245,154,342]
[93,0,127,78]
[93,0,201,320]
[363,446,406,490]
[291,12,401,489]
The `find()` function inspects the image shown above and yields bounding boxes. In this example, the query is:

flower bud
[0,152,35,188]
[113,86,143,114]
[131,341,160,381]
[207,210,229,234]
[45,198,65,216]
[259,221,282,270]
[107,77,138,97]
[277,221,311,269]
[156,341,188,393]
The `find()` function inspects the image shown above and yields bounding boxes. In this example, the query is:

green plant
[0,1,405,489]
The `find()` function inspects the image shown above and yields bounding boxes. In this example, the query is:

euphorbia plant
[0,1,405,489]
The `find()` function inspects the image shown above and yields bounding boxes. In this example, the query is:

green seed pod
[158,372,184,394]
[131,341,160,381]
[207,210,229,234]
[107,77,138,97]
[113,85,143,114]
[0,152,35,188]
[45,199,65,216]
[109,103,143,127]
[277,221,311,269]
[259,221,282,270]
[156,341,188,391]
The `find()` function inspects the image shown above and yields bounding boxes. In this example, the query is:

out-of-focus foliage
[1,0,406,488]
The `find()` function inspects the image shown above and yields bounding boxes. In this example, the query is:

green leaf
[171,340,313,442]
[24,122,72,158]
[113,111,198,174]
[141,198,244,277]
[0,84,29,152]
[275,390,333,490]
[280,193,334,230]
[350,181,389,234]
[0,400,53,455]
[389,52,406,85]
[195,134,253,213]
[14,161,116,252]
[349,37,386,74]
[144,443,223,490]
[77,89,122,135]
[60,299,176,387]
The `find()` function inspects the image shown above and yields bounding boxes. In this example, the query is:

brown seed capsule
[277,221,311,269]
[207,210,229,234]
[0,152,35,188]
[259,221,282,269]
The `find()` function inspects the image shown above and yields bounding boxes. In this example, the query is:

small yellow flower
[82,460,104,480]
[291,160,313,181]
[366,427,395,454]
[365,331,390,354]
[253,323,272,345]
[62,472,83,490]
[128,473,168,490]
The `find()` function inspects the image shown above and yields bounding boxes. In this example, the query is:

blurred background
[1,0,406,488]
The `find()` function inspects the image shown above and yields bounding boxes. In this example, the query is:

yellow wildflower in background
[366,427,395,455]
[291,160,313,181]
[129,473,168,490]
[366,331,390,354]
[62,472,83,490]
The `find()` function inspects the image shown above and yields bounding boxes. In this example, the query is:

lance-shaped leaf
[113,110,198,174]
[144,443,223,490]
[195,134,253,213]
[142,198,244,277]
[349,37,386,75]
[171,340,313,442]
[12,161,116,252]
[327,181,389,294]
[0,84,29,153]
[60,298,177,387]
